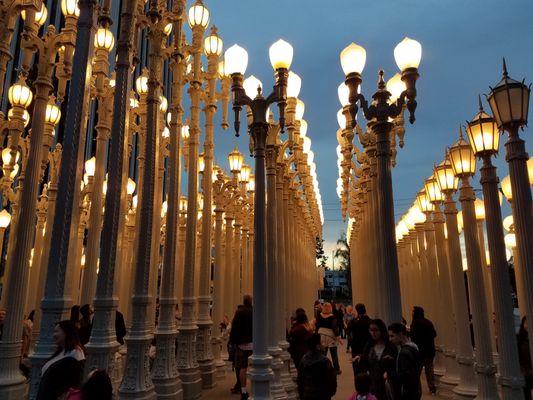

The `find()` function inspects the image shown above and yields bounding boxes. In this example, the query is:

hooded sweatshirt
[297,350,337,400]
[389,341,422,400]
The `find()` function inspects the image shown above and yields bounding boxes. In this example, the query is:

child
[348,373,378,400]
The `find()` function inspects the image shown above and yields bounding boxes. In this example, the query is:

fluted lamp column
[434,156,478,399]
[487,62,533,366]
[449,130,499,400]
[465,102,525,399]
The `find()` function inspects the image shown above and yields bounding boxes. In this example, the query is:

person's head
[82,369,113,400]
[346,305,353,314]
[28,310,35,322]
[243,295,252,308]
[306,333,322,352]
[322,302,332,315]
[295,311,309,325]
[80,304,93,319]
[355,303,366,316]
[0,308,6,323]
[369,319,388,343]
[412,306,424,320]
[53,320,80,351]
[388,322,408,346]
[70,305,80,322]
[355,373,371,395]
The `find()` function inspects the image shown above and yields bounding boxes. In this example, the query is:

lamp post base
[177,326,202,400]
[197,319,216,389]
[248,353,273,400]
[279,340,297,400]
[211,336,227,380]
[268,346,288,400]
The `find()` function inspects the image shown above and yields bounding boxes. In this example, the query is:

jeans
[324,346,340,372]
[423,357,436,393]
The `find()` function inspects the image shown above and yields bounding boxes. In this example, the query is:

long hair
[369,318,389,344]
[518,316,528,339]
[55,320,81,354]
[82,369,113,400]
[70,305,80,323]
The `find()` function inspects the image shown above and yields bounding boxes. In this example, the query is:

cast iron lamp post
[434,155,478,399]
[339,37,421,323]
[449,131,499,400]
[225,38,294,399]
[465,100,525,399]
[487,61,533,364]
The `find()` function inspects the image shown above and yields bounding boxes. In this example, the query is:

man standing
[229,295,253,400]
[348,303,371,373]
[387,322,422,400]
[410,306,437,394]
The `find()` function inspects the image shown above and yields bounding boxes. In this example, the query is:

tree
[315,236,328,268]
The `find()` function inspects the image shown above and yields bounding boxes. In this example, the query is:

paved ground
[204,347,442,399]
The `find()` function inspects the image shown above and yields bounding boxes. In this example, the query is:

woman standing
[354,319,397,400]
[316,302,341,374]
[289,309,314,369]
[37,320,85,400]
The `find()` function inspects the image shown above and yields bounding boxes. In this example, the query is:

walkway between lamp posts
[202,348,445,400]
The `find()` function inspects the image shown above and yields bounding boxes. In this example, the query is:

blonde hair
[322,302,333,314]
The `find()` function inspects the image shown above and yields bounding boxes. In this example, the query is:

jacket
[389,342,422,400]
[297,350,337,400]
[289,323,313,368]
[357,342,397,399]
[348,315,371,357]
[229,304,253,345]
[37,353,84,400]
[410,317,436,359]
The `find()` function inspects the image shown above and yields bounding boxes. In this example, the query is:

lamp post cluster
[0,1,323,399]
[394,62,533,400]
[224,39,324,398]
[337,38,422,324]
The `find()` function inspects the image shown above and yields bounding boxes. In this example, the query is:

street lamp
[487,62,533,365]
[465,98,525,396]
[339,37,421,323]
[226,37,293,398]
[449,128,499,397]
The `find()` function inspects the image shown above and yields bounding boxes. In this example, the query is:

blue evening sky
[203,0,533,266]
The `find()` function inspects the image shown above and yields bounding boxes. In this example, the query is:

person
[66,369,113,400]
[349,303,372,368]
[79,304,94,346]
[0,308,6,340]
[21,310,35,358]
[336,303,346,339]
[344,305,355,353]
[517,317,532,400]
[313,300,322,320]
[348,373,378,400]
[297,333,337,400]
[410,306,437,394]
[229,295,253,400]
[115,310,127,345]
[36,320,85,400]
[289,309,314,369]
[354,319,397,399]
[387,322,422,400]
[70,305,81,329]
[316,302,341,374]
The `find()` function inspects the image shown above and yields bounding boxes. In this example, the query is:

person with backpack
[387,322,422,400]
[297,333,337,400]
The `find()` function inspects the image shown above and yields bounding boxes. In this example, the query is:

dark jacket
[297,350,337,400]
[116,311,127,345]
[289,323,313,368]
[357,341,397,399]
[79,318,93,346]
[36,356,84,400]
[410,317,436,359]
[389,342,422,400]
[229,304,253,345]
[315,314,339,336]
[517,332,533,389]
[349,314,372,357]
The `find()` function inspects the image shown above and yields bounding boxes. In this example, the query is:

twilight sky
[202,0,533,266]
